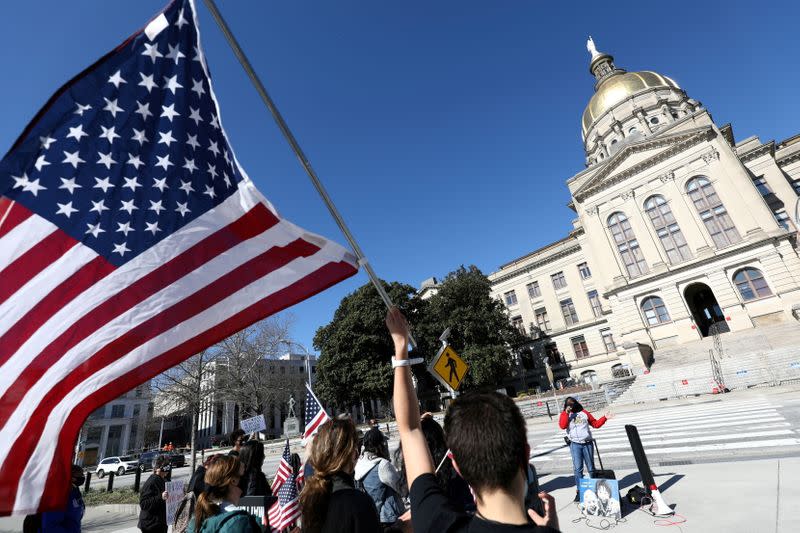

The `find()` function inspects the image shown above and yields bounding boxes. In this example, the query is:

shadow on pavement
[539,476,575,492]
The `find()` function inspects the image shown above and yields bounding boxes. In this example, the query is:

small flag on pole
[304,382,330,440]
[0,0,357,516]
[268,470,301,532]
[271,440,293,494]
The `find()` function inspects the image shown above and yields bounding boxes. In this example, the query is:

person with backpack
[558,396,610,501]
[298,417,381,532]
[387,307,560,533]
[354,427,405,527]
[238,440,270,497]
[188,455,260,533]
[138,455,171,533]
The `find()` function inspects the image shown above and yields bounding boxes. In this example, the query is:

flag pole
[201,0,416,348]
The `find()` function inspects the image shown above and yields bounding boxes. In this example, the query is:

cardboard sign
[578,477,621,520]
[240,414,267,434]
[429,345,469,391]
[165,480,185,526]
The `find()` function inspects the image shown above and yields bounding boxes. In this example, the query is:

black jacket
[189,466,206,498]
[138,474,167,530]
[239,470,271,497]
[319,472,381,533]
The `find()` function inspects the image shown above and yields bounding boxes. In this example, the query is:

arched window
[608,212,648,277]
[641,296,670,326]
[644,195,692,264]
[686,176,741,248]
[733,268,772,301]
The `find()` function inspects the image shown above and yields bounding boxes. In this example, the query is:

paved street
[527,387,800,474]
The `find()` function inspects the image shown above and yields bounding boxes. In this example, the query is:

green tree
[313,281,430,411]
[420,265,529,390]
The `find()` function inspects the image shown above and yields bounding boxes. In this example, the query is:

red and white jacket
[559,409,607,444]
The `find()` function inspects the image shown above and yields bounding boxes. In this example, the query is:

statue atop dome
[587,36,600,58]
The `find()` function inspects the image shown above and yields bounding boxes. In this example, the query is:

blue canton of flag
[1,0,242,266]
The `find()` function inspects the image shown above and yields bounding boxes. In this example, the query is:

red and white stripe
[0,182,357,515]
[271,457,293,493]
[268,497,301,532]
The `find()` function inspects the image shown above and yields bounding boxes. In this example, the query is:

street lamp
[280,339,314,383]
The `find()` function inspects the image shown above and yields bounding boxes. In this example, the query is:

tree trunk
[190,408,198,474]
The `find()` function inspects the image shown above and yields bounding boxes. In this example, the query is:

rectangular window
[280,367,286,374]
[571,336,590,359]
[773,209,792,230]
[526,281,541,299]
[560,298,578,327]
[587,290,603,318]
[792,179,800,195]
[602,330,616,352]
[110,404,125,418]
[578,262,592,279]
[135,386,143,398]
[89,407,105,420]
[535,308,551,331]
[511,316,525,334]
[545,343,561,366]
[752,175,772,196]
[551,271,567,290]
[504,290,518,306]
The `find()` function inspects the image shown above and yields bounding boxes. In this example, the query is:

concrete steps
[612,322,800,405]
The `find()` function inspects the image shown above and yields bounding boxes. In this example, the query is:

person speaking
[558,396,610,501]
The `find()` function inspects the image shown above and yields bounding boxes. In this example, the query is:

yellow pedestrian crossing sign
[430,345,469,391]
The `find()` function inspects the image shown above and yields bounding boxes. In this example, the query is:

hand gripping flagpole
[202,0,416,348]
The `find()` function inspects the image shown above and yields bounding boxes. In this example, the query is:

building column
[99,424,109,459]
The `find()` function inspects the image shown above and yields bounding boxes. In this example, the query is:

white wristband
[392,357,424,368]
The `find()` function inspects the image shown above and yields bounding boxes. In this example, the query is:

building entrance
[684,283,728,337]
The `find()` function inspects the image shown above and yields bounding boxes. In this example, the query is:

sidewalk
[539,456,799,532]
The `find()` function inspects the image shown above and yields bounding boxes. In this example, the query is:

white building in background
[77,382,152,466]
[489,39,800,387]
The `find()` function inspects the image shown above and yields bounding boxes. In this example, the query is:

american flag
[267,470,301,532]
[271,440,293,493]
[304,381,330,440]
[0,0,357,516]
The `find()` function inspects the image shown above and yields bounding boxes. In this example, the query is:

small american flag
[304,381,330,440]
[268,470,301,532]
[0,0,357,516]
[271,440,293,494]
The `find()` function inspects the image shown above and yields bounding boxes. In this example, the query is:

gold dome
[582,71,679,136]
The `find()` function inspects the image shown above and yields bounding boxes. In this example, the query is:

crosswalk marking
[527,397,800,465]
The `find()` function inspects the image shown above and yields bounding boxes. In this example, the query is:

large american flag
[271,440,293,494]
[0,0,357,516]
[267,470,301,532]
[304,381,330,440]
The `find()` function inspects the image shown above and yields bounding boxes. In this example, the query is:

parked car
[137,450,162,472]
[168,450,186,468]
[95,456,138,478]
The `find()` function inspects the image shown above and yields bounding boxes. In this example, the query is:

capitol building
[488,39,800,387]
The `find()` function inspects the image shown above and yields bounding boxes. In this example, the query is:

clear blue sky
[2,1,799,352]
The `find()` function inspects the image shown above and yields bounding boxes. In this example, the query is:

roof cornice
[573,127,716,202]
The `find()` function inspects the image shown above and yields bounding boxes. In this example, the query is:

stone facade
[488,42,800,387]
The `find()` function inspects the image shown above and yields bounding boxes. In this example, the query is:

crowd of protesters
[30,307,584,532]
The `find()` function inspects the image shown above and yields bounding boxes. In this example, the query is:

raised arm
[387,307,434,487]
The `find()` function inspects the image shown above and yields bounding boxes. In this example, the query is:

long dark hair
[299,418,358,533]
[563,396,583,413]
[394,417,459,497]
[361,427,388,460]
[238,440,265,473]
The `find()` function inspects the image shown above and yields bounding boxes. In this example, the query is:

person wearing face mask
[31,464,86,532]
[558,397,610,502]
[188,455,261,533]
[139,455,172,533]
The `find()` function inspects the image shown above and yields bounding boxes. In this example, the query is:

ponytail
[299,418,358,533]
[193,456,241,530]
